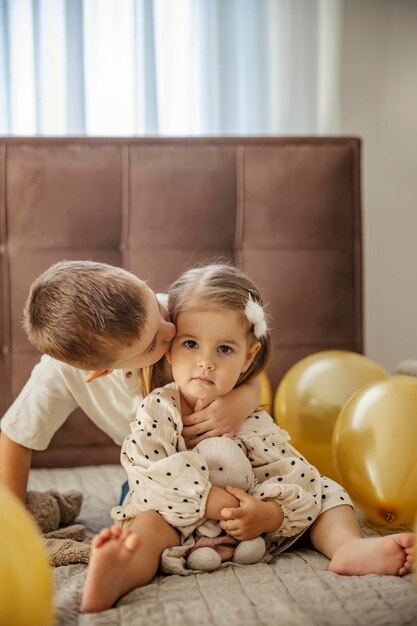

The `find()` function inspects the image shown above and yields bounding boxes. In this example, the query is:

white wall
[340,0,417,372]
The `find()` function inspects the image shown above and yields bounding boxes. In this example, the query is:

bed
[1,136,416,625]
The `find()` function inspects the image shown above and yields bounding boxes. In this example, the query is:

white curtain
[0,0,342,136]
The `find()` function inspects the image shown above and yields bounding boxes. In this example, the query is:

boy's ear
[242,342,262,373]
[165,351,172,365]
[84,369,113,384]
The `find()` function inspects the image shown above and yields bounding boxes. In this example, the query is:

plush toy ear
[84,369,113,383]
[196,438,255,492]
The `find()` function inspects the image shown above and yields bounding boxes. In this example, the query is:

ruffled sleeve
[111,385,212,529]
[237,410,322,539]
[251,457,322,538]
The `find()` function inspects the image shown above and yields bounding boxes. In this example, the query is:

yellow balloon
[333,376,417,526]
[260,371,273,415]
[415,510,417,588]
[0,485,54,626]
[274,351,388,480]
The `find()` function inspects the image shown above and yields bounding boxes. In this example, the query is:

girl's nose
[198,357,215,371]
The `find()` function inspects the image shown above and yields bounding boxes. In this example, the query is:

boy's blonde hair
[168,262,271,386]
[23,260,149,369]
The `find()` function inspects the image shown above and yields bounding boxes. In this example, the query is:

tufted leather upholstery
[0,137,362,466]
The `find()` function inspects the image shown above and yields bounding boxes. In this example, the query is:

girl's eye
[218,345,232,354]
[184,340,198,349]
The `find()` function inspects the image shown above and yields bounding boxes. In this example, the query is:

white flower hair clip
[244,294,267,339]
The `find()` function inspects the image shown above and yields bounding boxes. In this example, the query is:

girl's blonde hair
[170,262,270,386]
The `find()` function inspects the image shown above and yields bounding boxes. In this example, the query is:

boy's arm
[182,376,261,447]
[0,432,32,503]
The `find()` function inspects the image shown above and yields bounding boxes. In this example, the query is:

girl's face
[167,307,260,406]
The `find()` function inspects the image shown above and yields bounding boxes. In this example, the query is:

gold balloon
[274,351,388,480]
[260,371,273,415]
[333,376,417,526]
[415,510,417,588]
[0,485,54,626]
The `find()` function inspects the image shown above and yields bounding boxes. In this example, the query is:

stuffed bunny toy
[186,438,266,571]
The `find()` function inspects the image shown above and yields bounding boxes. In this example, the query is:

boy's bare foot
[329,533,414,576]
[82,525,141,613]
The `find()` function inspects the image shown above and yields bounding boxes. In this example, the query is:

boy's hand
[182,398,236,447]
[84,369,113,383]
[182,377,261,448]
[219,487,283,540]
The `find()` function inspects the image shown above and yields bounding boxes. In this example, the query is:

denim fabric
[119,480,129,505]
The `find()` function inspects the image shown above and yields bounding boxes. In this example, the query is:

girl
[82,263,414,614]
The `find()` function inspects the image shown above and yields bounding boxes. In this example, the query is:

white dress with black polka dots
[111,383,352,572]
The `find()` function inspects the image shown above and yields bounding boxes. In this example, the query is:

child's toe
[124,532,140,552]
[110,525,122,538]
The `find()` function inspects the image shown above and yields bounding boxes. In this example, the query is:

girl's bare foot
[329,532,414,576]
[82,525,141,613]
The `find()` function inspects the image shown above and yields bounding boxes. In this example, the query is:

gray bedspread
[28,465,417,626]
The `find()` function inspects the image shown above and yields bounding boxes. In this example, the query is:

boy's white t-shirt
[0,356,143,450]
[0,293,168,450]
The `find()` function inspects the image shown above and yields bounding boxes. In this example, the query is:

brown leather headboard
[0,137,362,467]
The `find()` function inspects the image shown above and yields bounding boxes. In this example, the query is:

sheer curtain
[0,0,342,136]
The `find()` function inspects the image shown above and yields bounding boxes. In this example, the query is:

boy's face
[111,286,176,369]
[167,308,260,406]
[85,286,176,381]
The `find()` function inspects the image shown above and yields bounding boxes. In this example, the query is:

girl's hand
[219,487,283,540]
[182,398,236,448]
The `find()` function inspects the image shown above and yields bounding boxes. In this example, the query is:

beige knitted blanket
[28,465,417,626]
